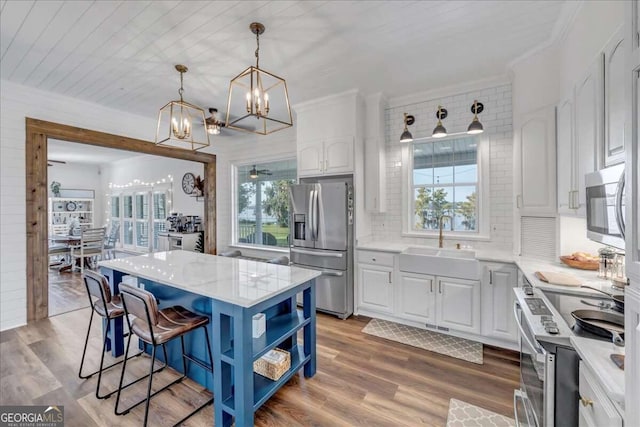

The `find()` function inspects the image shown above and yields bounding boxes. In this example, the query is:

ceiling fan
[47,159,66,167]
[249,165,272,179]
[204,108,226,135]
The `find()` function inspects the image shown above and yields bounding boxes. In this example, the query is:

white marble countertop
[356,240,621,297]
[356,241,516,262]
[99,251,320,308]
[570,336,625,406]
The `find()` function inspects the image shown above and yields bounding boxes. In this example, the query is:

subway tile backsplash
[369,83,514,251]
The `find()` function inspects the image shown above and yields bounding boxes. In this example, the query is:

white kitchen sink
[399,246,480,280]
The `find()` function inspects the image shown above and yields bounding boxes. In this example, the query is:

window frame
[401,134,490,241]
[231,156,297,252]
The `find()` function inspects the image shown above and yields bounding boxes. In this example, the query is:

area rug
[446,399,515,427]
[361,318,483,364]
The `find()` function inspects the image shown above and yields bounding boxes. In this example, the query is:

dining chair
[103,223,120,260]
[70,227,106,276]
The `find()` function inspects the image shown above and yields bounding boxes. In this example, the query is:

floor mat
[362,318,483,364]
[446,398,515,427]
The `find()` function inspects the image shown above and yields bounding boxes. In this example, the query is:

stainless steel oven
[585,164,625,250]
[514,301,555,427]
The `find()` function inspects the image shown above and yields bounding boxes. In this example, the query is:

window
[114,188,169,252]
[234,159,296,248]
[408,136,486,236]
[135,193,149,249]
[123,195,133,246]
[152,192,168,250]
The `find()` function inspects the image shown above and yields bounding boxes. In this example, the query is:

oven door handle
[514,301,546,361]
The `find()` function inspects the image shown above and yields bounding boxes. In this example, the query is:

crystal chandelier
[225,22,293,135]
[156,65,210,150]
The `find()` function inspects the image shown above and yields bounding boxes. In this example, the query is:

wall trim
[25,118,217,322]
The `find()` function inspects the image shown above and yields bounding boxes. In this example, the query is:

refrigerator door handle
[308,189,315,240]
[290,248,344,258]
[312,189,319,240]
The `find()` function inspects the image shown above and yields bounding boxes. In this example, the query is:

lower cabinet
[399,272,480,334]
[481,262,518,342]
[358,263,394,314]
[398,273,436,323]
[436,277,481,334]
[578,362,623,427]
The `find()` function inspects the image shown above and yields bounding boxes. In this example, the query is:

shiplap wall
[370,83,514,251]
[0,80,159,331]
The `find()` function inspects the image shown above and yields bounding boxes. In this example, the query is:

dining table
[48,234,81,272]
[98,250,319,427]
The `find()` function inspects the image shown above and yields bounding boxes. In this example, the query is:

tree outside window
[412,137,478,232]
[236,159,296,248]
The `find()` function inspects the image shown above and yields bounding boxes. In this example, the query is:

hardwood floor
[0,310,519,426]
[48,267,90,317]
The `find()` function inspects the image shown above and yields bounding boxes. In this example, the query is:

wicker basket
[254,348,290,381]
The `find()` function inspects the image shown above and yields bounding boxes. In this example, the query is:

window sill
[400,232,491,242]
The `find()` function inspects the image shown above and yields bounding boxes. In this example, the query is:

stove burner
[525,298,552,316]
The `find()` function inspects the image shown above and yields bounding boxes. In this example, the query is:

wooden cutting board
[535,271,583,286]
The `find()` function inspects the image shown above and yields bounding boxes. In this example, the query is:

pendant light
[156,65,210,150]
[400,113,415,142]
[226,22,293,135]
[432,106,448,138]
[467,100,484,134]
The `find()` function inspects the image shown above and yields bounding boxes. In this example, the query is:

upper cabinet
[515,106,557,216]
[297,137,354,177]
[294,91,361,178]
[364,93,387,213]
[603,27,626,167]
[556,95,575,214]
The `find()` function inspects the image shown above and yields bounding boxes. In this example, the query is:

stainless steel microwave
[585,164,625,250]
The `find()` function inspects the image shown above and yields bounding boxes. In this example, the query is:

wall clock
[182,172,196,195]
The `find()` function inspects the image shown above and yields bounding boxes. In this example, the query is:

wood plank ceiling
[1,1,566,119]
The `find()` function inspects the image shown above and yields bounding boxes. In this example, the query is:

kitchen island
[99,251,320,427]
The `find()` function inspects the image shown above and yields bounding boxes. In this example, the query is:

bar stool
[115,284,214,427]
[79,271,147,399]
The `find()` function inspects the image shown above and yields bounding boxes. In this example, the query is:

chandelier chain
[178,70,184,101]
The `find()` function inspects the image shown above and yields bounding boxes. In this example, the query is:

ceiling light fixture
[225,22,293,135]
[205,108,223,135]
[400,113,415,142]
[467,100,484,134]
[432,106,448,138]
[249,166,259,179]
[156,65,209,150]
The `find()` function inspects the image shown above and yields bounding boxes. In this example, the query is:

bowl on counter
[559,255,598,271]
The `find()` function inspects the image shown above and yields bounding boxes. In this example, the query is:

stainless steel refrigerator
[289,177,354,319]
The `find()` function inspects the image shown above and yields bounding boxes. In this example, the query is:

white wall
[102,155,205,221]
[0,80,159,331]
[369,82,514,251]
[48,162,104,227]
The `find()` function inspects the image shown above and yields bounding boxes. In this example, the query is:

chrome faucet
[438,215,452,248]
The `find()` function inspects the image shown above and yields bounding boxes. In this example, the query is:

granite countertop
[570,336,625,407]
[99,250,320,308]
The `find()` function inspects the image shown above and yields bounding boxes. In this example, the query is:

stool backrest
[83,270,113,313]
[119,283,159,326]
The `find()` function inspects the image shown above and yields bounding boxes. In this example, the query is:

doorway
[26,118,217,323]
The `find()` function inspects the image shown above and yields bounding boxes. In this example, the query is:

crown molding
[507,0,583,69]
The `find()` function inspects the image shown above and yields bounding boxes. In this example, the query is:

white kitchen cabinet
[436,277,481,334]
[357,250,394,314]
[481,262,517,342]
[556,95,576,214]
[297,136,354,177]
[398,272,436,323]
[604,27,626,167]
[578,362,623,427]
[574,57,602,213]
[515,106,556,215]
